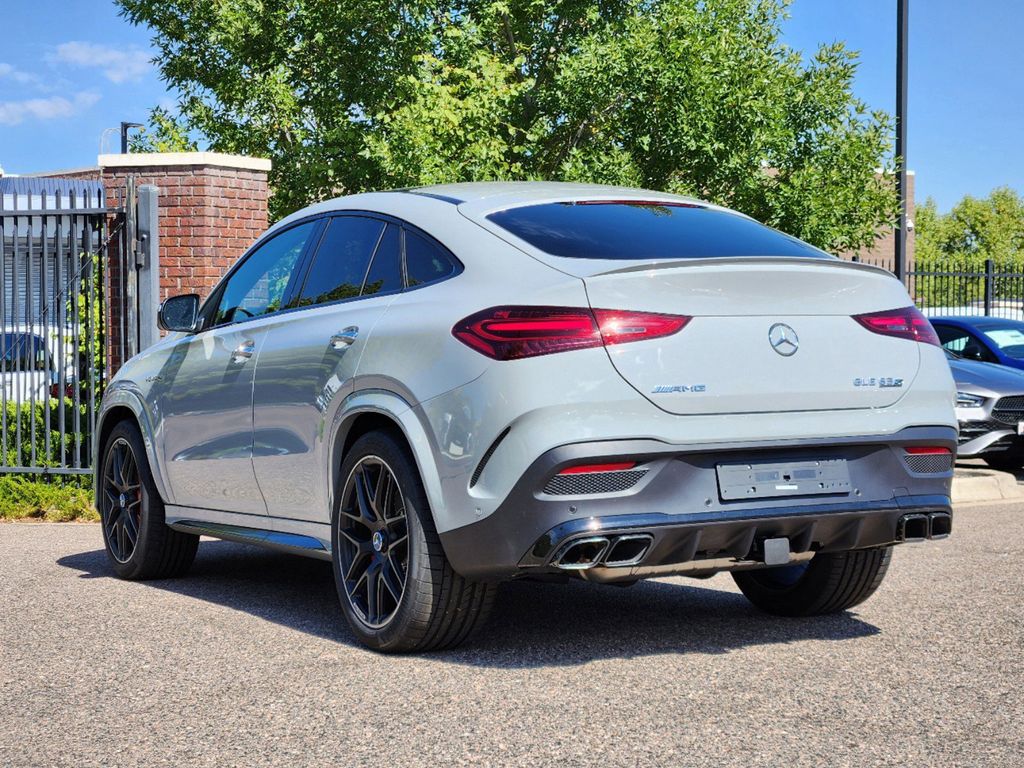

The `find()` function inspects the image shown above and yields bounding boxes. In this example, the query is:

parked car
[946,348,1024,469]
[0,327,76,404]
[931,315,1024,371]
[95,182,957,652]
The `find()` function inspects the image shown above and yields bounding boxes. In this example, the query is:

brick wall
[34,152,270,371]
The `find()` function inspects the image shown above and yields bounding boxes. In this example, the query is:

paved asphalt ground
[2,504,1022,768]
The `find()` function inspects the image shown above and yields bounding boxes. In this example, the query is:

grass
[0,474,98,522]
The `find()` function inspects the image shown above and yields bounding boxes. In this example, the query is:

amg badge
[652,384,707,394]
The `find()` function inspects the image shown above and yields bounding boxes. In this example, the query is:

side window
[362,224,402,296]
[214,221,315,326]
[405,229,456,288]
[936,325,970,354]
[297,216,384,307]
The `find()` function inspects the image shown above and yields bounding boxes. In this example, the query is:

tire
[98,420,198,580]
[332,430,496,652]
[983,453,1024,472]
[732,547,892,617]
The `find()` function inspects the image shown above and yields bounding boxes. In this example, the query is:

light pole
[895,0,909,281]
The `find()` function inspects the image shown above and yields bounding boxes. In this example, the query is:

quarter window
[405,229,456,287]
[297,216,384,307]
[214,221,315,326]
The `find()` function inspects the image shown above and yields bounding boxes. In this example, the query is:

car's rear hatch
[582,258,919,415]
[462,194,921,416]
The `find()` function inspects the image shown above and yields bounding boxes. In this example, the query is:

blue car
[930,316,1024,371]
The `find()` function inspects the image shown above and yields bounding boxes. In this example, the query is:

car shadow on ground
[58,540,880,668]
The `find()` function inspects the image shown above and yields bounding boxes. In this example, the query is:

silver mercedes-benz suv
[95,182,957,652]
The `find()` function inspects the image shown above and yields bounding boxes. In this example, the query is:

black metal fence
[909,259,1024,320]
[0,178,116,475]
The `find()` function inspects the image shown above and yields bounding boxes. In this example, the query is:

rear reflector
[904,446,952,455]
[852,306,940,346]
[453,306,690,360]
[559,462,637,475]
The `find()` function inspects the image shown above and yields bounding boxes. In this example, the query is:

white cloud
[0,62,44,87]
[54,41,152,84]
[0,91,100,126]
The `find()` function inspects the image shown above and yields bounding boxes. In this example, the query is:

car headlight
[955,391,986,408]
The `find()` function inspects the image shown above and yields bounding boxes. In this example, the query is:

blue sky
[0,0,1020,211]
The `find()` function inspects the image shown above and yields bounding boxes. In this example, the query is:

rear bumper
[439,426,955,580]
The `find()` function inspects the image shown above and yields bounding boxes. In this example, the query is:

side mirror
[158,294,200,332]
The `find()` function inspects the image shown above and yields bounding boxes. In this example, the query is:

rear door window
[297,216,385,307]
[486,201,829,260]
[362,224,403,297]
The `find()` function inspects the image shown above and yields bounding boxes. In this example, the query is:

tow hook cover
[763,537,791,566]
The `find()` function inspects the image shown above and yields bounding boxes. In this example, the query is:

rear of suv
[96,183,956,652]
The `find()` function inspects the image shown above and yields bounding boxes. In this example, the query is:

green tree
[916,187,1024,267]
[913,188,1024,309]
[118,0,896,251]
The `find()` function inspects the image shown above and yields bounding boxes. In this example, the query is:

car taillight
[49,383,73,399]
[452,306,690,360]
[852,306,940,346]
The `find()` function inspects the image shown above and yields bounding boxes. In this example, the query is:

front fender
[328,389,445,532]
[94,383,171,508]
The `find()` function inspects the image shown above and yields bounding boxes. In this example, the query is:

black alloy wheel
[336,455,410,629]
[101,437,143,563]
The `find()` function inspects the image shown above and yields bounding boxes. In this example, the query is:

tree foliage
[118,0,896,250]
[915,187,1024,267]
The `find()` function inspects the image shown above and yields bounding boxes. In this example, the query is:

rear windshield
[486,201,830,260]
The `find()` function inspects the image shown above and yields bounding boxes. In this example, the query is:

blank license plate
[716,458,851,500]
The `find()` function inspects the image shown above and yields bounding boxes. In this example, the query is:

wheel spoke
[381,558,404,604]
[354,468,377,523]
[121,450,136,489]
[364,560,381,623]
[111,447,124,491]
[117,517,128,559]
[122,509,139,545]
[373,465,390,518]
[344,546,371,583]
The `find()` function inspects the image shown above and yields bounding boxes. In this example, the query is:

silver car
[95,183,957,652]
[948,349,1024,469]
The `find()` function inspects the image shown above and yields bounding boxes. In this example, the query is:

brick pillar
[97,152,271,305]
[31,151,271,374]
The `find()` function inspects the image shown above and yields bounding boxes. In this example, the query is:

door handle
[231,340,256,364]
[330,326,359,350]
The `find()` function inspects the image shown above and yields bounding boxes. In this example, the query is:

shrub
[0,474,96,522]
[1,399,93,470]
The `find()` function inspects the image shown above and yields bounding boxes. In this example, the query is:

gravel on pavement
[1,502,1022,767]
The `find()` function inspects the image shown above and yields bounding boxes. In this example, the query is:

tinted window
[0,333,49,370]
[405,229,456,287]
[362,224,402,296]
[298,216,384,307]
[936,325,995,362]
[487,202,829,260]
[214,221,315,325]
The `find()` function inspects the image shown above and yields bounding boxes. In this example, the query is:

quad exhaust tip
[553,534,654,570]
[898,512,952,542]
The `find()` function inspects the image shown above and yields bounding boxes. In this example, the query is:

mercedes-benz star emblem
[768,323,799,356]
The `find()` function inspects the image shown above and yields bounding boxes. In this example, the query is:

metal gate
[0,178,131,475]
